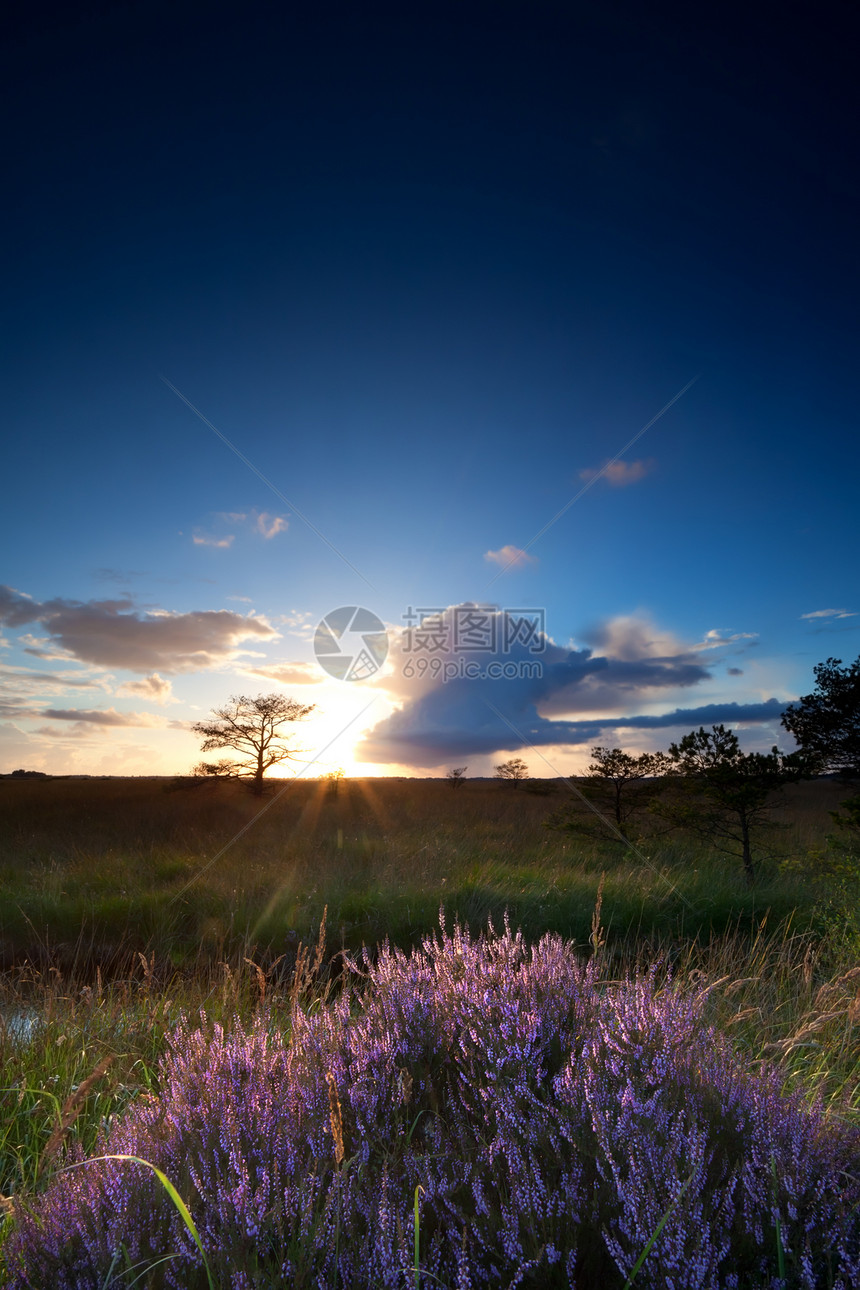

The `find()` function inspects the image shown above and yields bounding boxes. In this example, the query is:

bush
[5,922,859,1288]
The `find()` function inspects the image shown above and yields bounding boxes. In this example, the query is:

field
[1,774,859,1286]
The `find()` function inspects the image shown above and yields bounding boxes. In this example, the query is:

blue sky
[1,0,857,778]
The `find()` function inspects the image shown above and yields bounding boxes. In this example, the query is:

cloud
[727,667,744,676]
[694,628,759,651]
[243,661,323,686]
[0,585,278,673]
[117,673,174,704]
[800,608,857,620]
[196,510,288,546]
[256,512,288,540]
[355,606,791,767]
[193,533,235,548]
[483,545,537,570]
[41,707,162,727]
[0,665,104,718]
[579,458,654,487]
[357,606,758,765]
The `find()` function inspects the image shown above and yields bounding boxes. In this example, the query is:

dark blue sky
[2,0,857,774]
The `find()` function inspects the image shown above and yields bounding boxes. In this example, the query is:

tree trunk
[741,816,754,884]
[253,751,265,796]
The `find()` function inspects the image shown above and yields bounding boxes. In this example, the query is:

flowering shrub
[6,920,860,1288]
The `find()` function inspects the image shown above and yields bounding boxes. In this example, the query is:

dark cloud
[357,606,783,766]
[0,585,277,673]
[727,667,744,676]
[41,708,161,727]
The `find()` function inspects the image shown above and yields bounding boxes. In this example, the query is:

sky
[1,0,858,779]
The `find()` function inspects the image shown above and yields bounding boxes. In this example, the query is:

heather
[4,920,859,1288]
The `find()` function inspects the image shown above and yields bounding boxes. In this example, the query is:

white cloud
[800,608,856,620]
[256,512,289,539]
[193,533,235,548]
[195,509,288,547]
[483,545,537,570]
[694,628,759,651]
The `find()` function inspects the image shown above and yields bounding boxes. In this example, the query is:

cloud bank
[0,585,277,673]
[358,606,782,766]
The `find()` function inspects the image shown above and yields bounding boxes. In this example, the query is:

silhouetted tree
[191,693,315,796]
[446,766,468,789]
[655,725,807,883]
[494,758,529,787]
[326,768,345,797]
[781,655,860,778]
[547,746,670,843]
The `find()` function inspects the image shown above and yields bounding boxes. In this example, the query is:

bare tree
[446,766,468,789]
[494,757,529,788]
[191,693,315,796]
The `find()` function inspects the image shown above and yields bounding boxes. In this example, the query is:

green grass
[2,775,853,971]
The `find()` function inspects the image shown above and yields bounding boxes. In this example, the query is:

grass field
[0,774,854,969]
[1,774,858,1285]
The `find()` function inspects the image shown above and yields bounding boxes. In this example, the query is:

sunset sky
[2,1,857,779]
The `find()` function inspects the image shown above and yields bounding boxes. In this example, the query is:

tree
[191,693,315,795]
[547,746,670,843]
[325,768,345,797]
[446,766,468,789]
[781,656,860,778]
[656,725,807,883]
[494,758,529,788]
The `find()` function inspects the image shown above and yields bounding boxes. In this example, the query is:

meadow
[1,774,858,1286]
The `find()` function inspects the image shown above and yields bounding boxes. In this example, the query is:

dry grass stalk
[138,951,155,994]
[37,1054,114,1179]
[326,1071,345,1165]
[290,907,329,1008]
[590,873,606,957]
[244,954,285,1003]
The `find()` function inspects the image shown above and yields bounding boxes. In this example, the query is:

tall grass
[2,776,853,971]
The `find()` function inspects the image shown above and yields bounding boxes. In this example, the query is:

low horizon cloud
[357,605,785,765]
